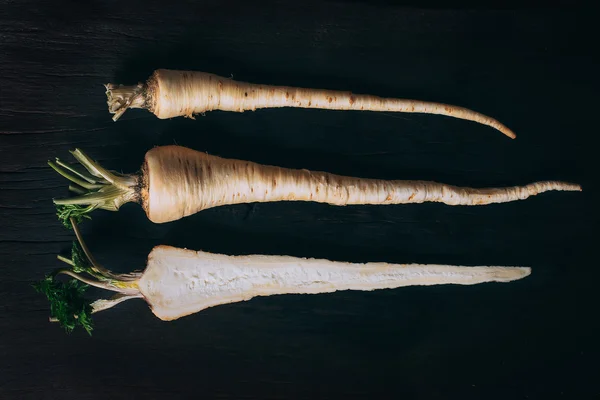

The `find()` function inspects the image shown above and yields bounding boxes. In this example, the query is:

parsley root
[50,145,581,225]
[106,69,516,138]
[36,219,531,333]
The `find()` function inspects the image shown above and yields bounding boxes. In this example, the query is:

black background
[1,1,597,399]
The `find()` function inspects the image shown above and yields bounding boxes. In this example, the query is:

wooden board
[1,1,595,398]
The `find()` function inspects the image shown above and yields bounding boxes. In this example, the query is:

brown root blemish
[139,159,151,214]
[145,71,162,115]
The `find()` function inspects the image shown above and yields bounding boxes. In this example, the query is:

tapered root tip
[539,181,582,193]
[446,106,516,139]
[488,120,516,139]
[513,266,531,280]
[484,266,531,283]
[492,122,516,139]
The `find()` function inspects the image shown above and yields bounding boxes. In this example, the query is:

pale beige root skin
[141,145,581,224]
[144,69,516,138]
[137,245,531,321]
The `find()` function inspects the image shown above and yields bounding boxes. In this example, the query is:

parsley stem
[56,269,126,293]
[70,218,141,282]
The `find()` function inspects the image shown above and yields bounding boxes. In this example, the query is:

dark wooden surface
[1,1,596,399]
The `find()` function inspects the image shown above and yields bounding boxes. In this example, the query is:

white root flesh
[106,69,517,138]
[137,245,531,321]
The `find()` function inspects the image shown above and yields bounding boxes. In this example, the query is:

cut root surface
[105,83,147,121]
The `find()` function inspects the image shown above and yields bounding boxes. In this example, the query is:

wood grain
[0,1,595,399]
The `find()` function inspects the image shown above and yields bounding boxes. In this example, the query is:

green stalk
[49,149,139,228]
[56,269,124,292]
[48,293,143,324]
[34,219,142,335]
[70,218,140,282]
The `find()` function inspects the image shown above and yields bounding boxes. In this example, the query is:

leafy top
[56,204,94,229]
[32,241,98,335]
[33,275,93,335]
[70,241,93,274]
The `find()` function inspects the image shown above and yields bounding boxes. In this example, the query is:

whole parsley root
[49,145,581,225]
[106,69,516,138]
[35,220,531,333]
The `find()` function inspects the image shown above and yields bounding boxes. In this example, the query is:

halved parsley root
[49,145,581,225]
[35,219,531,334]
[106,69,516,138]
